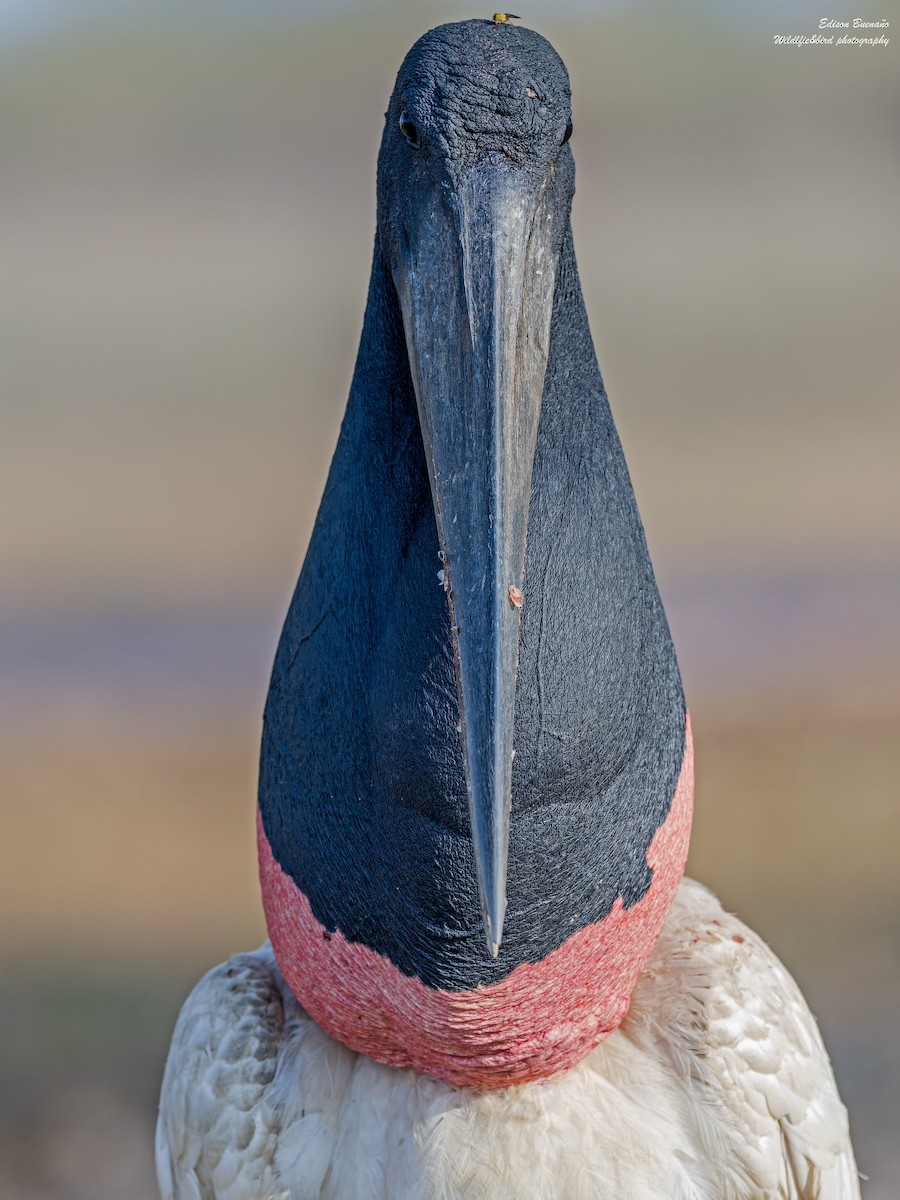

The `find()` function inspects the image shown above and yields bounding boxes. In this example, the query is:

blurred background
[0,1,897,1195]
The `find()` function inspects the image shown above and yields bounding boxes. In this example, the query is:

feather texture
[157,879,859,1199]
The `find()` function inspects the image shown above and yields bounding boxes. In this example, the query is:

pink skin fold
[259,716,693,1091]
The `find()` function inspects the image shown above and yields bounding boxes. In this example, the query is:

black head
[378,22,574,287]
[383,21,572,168]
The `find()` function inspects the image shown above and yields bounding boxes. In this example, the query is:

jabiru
[157,19,859,1199]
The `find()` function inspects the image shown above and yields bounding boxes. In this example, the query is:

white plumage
[156,879,860,1199]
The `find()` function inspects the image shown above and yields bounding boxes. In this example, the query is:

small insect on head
[492,12,520,24]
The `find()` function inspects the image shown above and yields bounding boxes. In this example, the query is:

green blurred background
[1,2,897,1196]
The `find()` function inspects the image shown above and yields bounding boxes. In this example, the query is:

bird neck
[257,222,692,1088]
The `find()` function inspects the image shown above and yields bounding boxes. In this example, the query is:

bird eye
[561,123,573,145]
[399,113,420,147]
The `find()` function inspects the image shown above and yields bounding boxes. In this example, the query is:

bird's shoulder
[617,877,860,1199]
[155,944,356,1200]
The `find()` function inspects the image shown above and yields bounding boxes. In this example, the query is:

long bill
[392,164,558,956]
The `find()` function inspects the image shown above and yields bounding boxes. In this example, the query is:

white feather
[156,879,860,1199]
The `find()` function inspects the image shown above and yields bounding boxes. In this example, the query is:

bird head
[257,20,692,1090]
